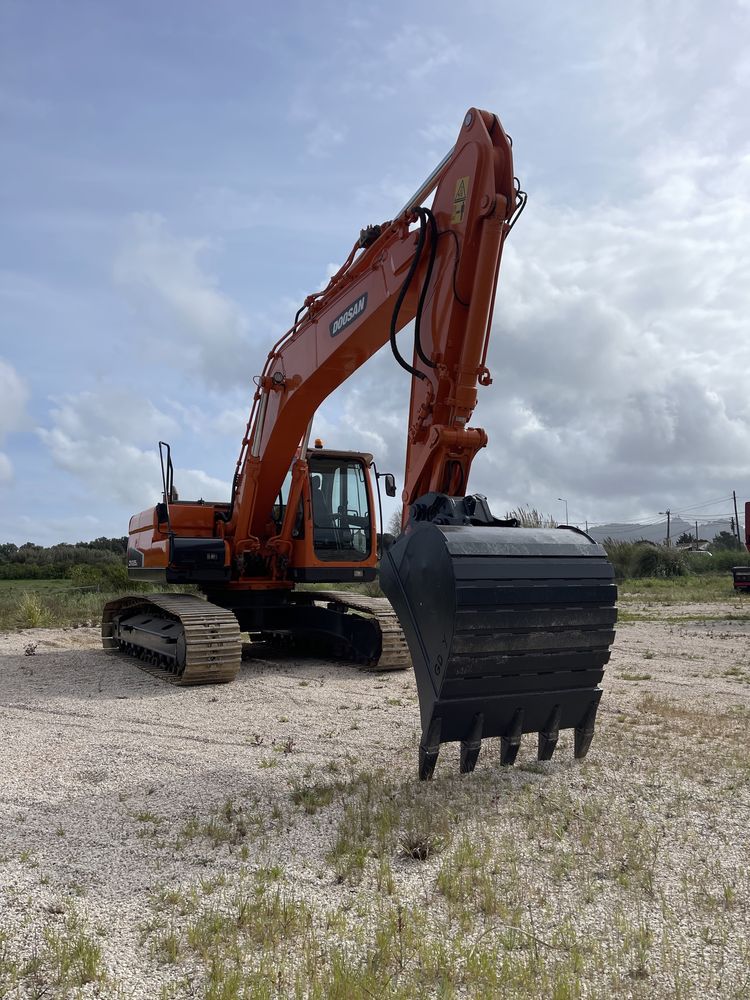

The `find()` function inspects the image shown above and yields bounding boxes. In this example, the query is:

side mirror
[383,473,397,498]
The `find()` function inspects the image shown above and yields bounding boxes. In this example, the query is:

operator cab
[275,449,376,582]
[272,447,397,583]
[307,451,372,562]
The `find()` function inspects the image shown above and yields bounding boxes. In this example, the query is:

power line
[586,493,742,529]
[674,495,733,513]
[587,513,666,529]
[674,512,735,519]
[588,520,667,537]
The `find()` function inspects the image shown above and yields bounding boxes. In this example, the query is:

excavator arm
[226,109,520,555]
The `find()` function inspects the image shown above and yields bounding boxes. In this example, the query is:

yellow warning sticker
[451,176,469,224]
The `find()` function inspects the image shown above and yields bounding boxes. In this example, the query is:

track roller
[102,594,241,685]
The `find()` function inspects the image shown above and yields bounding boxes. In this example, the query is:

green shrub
[506,505,557,528]
[16,592,53,628]
[603,540,687,579]
[602,540,637,580]
[630,544,686,578]
[688,550,750,575]
[68,564,104,588]
[68,561,129,591]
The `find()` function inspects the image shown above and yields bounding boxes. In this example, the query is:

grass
[0,584,114,630]
[6,717,750,999]
[618,572,743,604]
[0,578,76,592]
[0,579,194,630]
[42,912,106,989]
[177,797,265,851]
[136,766,749,1000]
[0,910,111,995]
[326,770,455,883]
[290,778,340,814]
[0,567,742,632]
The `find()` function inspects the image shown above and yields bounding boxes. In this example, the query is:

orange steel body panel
[128,509,169,570]
[128,503,231,570]
[129,503,224,537]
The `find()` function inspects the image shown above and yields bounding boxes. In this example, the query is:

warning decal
[451,176,469,224]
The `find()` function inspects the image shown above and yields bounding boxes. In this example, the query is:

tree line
[0,538,127,581]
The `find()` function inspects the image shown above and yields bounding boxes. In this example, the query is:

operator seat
[310,474,337,551]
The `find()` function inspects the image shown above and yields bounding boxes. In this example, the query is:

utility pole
[733,490,742,549]
[660,509,671,547]
[695,520,699,549]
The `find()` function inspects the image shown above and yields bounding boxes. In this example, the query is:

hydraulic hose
[413,207,438,370]
[389,212,428,381]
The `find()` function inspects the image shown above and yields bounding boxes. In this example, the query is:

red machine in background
[732,507,750,589]
[103,109,617,778]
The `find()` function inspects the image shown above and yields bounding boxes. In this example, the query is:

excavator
[103,108,617,778]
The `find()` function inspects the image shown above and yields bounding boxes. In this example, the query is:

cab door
[291,451,378,582]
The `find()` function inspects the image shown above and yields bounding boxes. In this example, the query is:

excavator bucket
[380,522,616,779]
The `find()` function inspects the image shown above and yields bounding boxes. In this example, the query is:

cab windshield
[308,455,371,562]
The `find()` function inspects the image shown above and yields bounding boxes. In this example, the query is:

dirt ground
[1,607,749,998]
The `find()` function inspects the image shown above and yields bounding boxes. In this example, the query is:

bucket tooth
[500,708,524,766]
[419,718,442,781]
[574,700,599,759]
[538,705,561,761]
[459,713,484,774]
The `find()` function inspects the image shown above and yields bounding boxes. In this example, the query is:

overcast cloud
[1,0,749,542]
[0,359,28,484]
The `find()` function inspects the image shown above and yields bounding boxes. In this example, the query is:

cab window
[308,456,371,562]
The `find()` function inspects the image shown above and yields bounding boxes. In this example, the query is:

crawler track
[102,594,241,685]
[309,591,411,671]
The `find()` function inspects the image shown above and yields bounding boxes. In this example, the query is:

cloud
[471,134,750,521]
[4,0,750,544]
[304,121,345,159]
[296,120,750,527]
[0,358,28,483]
[191,185,270,232]
[114,214,254,387]
[38,389,229,508]
[383,27,462,81]
[287,90,346,160]
[6,513,104,548]
[44,387,180,444]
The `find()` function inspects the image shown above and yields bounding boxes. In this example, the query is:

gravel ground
[1,608,749,998]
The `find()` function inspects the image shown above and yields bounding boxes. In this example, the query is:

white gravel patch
[1,611,749,997]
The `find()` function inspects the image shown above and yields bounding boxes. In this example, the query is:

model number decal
[329,292,368,337]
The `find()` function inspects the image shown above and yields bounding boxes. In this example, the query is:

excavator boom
[227,108,519,550]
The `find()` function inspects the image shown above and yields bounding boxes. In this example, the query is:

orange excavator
[103,109,617,778]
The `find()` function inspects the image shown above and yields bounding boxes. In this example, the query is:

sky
[1,0,749,544]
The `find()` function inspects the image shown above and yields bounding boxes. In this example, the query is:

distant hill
[587,517,743,545]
